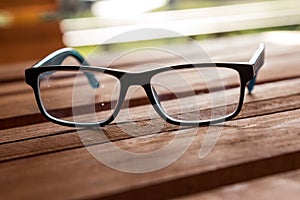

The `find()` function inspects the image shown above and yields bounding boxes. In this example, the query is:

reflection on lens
[38,70,120,123]
[151,67,241,122]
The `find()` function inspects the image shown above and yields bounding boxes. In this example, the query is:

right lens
[38,69,120,123]
[151,66,241,122]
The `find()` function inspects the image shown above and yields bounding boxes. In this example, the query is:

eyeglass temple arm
[247,43,265,94]
[32,48,99,89]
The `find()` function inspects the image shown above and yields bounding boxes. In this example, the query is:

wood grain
[0,108,299,199]
[0,32,299,200]
[0,79,299,198]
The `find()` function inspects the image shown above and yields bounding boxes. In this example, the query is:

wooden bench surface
[0,32,299,199]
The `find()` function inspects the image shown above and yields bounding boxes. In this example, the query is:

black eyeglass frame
[25,44,265,127]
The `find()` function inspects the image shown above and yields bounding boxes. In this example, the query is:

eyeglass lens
[38,70,121,123]
[151,67,241,122]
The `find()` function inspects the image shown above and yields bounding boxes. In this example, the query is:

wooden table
[0,32,299,199]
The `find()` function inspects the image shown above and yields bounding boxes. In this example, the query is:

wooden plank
[179,169,300,200]
[0,92,299,163]
[0,89,298,151]
[0,33,299,199]
[0,108,299,199]
[0,77,299,161]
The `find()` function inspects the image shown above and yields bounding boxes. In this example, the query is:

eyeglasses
[25,44,265,127]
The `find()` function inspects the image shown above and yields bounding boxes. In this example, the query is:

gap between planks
[176,169,300,200]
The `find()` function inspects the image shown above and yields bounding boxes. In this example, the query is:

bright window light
[91,0,167,19]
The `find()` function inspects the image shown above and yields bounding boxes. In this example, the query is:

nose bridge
[123,71,151,86]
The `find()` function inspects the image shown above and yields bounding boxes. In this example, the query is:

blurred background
[0,0,299,63]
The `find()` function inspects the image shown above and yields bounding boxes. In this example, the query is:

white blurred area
[59,0,300,47]
[91,0,168,19]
